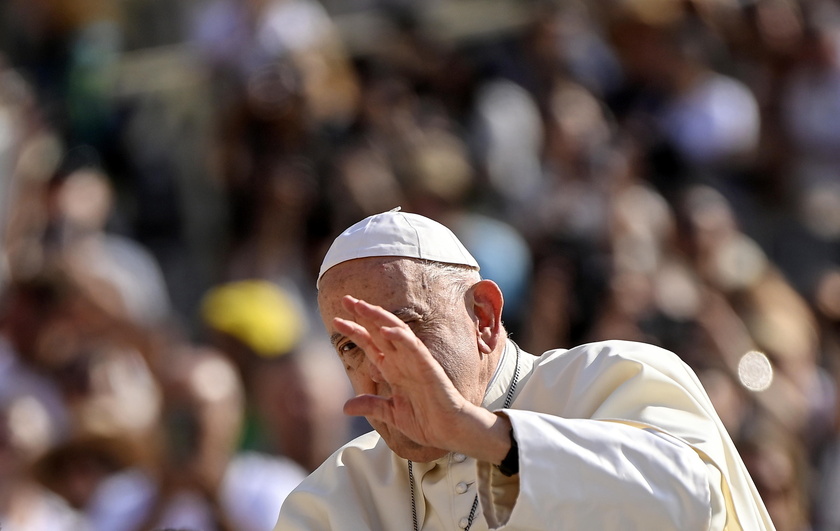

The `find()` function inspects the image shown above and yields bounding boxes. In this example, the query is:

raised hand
[334,295,510,463]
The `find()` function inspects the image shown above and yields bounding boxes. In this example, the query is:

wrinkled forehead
[317,257,428,315]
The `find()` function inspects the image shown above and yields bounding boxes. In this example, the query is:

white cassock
[275,340,776,530]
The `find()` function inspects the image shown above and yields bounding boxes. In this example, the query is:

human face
[317,257,484,461]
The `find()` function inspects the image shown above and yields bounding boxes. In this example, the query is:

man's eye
[339,341,357,354]
[338,342,362,371]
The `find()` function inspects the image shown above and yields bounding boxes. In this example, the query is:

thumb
[344,394,392,421]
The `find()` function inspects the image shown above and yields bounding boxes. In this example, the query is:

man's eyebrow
[392,307,422,321]
[330,332,343,348]
[328,307,423,348]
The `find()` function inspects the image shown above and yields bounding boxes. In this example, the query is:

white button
[459,517,470,529]
[455,481,469,494]
[453,453,467,463]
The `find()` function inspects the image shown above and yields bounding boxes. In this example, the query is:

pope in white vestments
[274,210,775,531]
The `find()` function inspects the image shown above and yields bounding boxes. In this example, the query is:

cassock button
[455,482,469,494]
[459,517,470,529]
[453,453,467,463]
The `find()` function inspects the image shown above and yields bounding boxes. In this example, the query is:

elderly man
[275,208,774,530]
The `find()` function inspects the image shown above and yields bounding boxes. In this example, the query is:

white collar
[482,339,519,411]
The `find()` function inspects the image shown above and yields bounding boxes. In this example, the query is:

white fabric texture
[275,340,775,530]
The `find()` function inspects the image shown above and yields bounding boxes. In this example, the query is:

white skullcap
[317,208,479,288]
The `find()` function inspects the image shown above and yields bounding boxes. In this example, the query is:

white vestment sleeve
[477,410,717,530]
[275,341,773,530]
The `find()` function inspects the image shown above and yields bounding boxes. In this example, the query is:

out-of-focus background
[0,0,839,529]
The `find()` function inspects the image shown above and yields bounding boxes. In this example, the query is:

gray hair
[419,261,481,303]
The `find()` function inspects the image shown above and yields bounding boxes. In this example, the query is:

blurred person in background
[607,2,761,204]
[32,336,303,531]
[189,0,359,289]
[810,269,840,531]
[519,77,618,350]
[738,414,813,531]
[43,163,173,328]
[0,276,74,444]
[201,279,355,472]
[776,0,840,301]
[0,269,309,530]
[153,343,308,531]
[0,390,87,531]
[1,265,166,531]
[0,0,124,172]
[675,185,836,453]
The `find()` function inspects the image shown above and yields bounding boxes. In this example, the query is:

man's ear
[470,279,504,354]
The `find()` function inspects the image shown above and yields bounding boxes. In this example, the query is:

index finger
[341,295,409,332]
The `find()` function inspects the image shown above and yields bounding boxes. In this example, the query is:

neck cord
[409,341,521,531]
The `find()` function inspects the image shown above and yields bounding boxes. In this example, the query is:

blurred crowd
[1,0,840,529]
